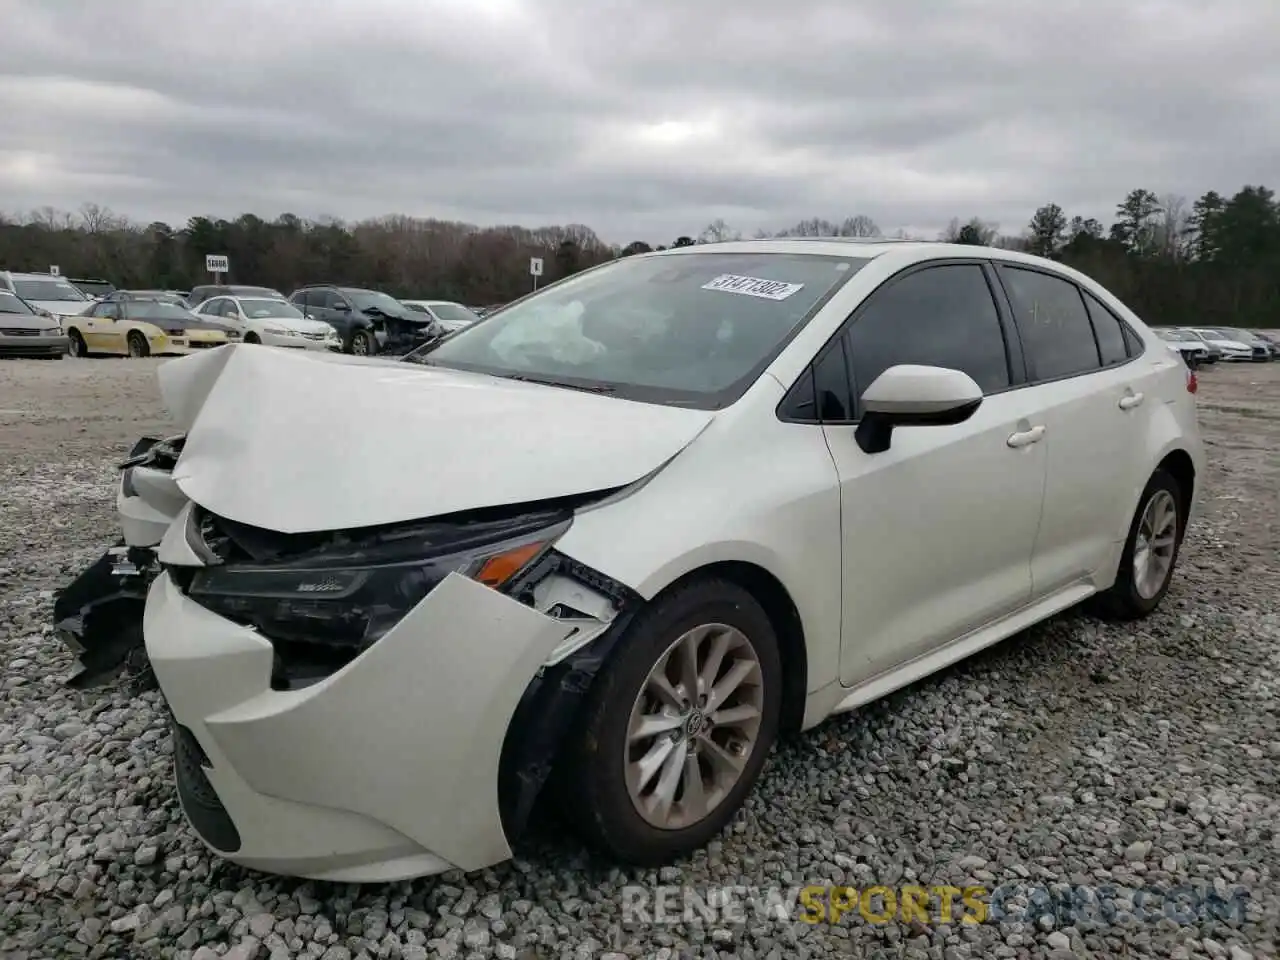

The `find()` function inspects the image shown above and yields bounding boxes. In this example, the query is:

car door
[75,301,106,349]
[992,264,1158,596]
[792,261,1049,685]
[91,301,126,353]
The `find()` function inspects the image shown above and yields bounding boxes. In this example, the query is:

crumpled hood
[157,344,715,533]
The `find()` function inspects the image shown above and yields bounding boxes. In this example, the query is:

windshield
[131,302,196,321]
[347,290,405,313]
[1193,329,1229,340]
[13,278,87,302]
[429,302,480,325]
[0,291,34,315]
[73,280,114,297]
[413,251,868,407]
[1158,329,1192,341]
[240,298,304,320]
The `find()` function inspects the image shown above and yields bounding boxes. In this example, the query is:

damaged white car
[56,240,1205,883]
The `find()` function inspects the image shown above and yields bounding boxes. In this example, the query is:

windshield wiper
[500,374,616,394]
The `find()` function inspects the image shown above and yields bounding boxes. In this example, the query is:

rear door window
[999,266,1102,381]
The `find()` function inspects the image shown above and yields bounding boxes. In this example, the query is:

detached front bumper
[52,543,158,687]
[145,568,576,882]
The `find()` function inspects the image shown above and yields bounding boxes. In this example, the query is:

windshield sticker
[701,274,804,300]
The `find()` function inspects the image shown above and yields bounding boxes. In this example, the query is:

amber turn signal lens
[474,541,547,588]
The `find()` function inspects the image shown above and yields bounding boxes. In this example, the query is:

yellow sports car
[64,296,241,358]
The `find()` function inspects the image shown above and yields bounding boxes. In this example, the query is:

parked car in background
[70,278,116,300]
[289,284,435,355]
[64,296,241,357]
[107,289,189,305]
[0,288,69,358]
[1154,328,1211,368]
[1186,327,1263,361]
[0,271,93,320]
[401,299,482,333]
[186,285,286,309]
[1252,330,1280,357]
[103,240,1202,883]
[194,295,342,351]
[1172,329,1222,364]
[1216,327,1276,360]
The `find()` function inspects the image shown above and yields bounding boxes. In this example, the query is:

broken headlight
[186,517,569,655]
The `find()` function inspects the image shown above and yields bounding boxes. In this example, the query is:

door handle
[1007,425,1045,448]
[1118,392,1144,410]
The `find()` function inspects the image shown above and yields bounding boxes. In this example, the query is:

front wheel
[350,330,374,355]
[127,331,149,358]
[243,332,261,345]
[1091,468,1185,620]
[563,579,782,865]
[67,329,88,358]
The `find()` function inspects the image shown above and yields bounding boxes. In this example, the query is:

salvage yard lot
[1,357,1278,960]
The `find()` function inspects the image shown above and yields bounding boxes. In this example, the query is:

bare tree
[698,219,741,243]
[1155,193,1189,260]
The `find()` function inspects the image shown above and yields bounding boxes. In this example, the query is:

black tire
[127,331,150,358]
[350,329,374,356]
[563,578,782,865]
[67,329,88,358]
[1090,468,1185,621]
[244,332,261,345]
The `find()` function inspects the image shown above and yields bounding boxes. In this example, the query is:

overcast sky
[0,0,1276,244]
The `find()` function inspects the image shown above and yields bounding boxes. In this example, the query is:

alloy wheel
[625,623,764,830]
[1133,489,1178,600]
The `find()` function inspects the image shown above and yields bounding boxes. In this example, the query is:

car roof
[644,238,1067,270]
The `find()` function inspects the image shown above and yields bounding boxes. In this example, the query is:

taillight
[1186,368,1198,394]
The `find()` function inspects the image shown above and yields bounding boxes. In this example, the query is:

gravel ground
[1,356,1278,960]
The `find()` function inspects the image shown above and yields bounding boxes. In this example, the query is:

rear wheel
[1091,468,1185,620]
[127,331,149,358]
[67,329,88,358]
[564,579,782,864]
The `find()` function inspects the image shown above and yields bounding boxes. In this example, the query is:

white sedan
[194,295,342,351]
[1185,326,1262,361]
[400,299,481,333]
[138,240,1204,882]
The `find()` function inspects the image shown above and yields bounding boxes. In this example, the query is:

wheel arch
[1155,448,1196,531]
[495,555,811,847]
[647,560,809,738]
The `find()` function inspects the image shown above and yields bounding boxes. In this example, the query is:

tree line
[1,184,1276,326]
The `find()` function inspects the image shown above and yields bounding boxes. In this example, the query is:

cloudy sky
[0,0,1276,244]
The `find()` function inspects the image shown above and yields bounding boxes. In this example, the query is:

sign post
[529,256,543,291]
[205,253,230,284]
[49,265,60,277]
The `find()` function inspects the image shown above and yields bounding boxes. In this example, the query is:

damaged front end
[52,433,185,688]
[165,491,644,852]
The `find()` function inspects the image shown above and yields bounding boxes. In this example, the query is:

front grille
[301,332,326,340]
[0,328,41,336]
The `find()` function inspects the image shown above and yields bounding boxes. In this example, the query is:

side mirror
[854,364,983,454]
[304,313,314,320]
[335,303,351,313]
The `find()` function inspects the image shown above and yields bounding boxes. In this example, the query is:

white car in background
[0,271,93,320]
[401,299,481,333]
[131,240,1203,883]
[194,295,342,351]
[1185,327,1261,361]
